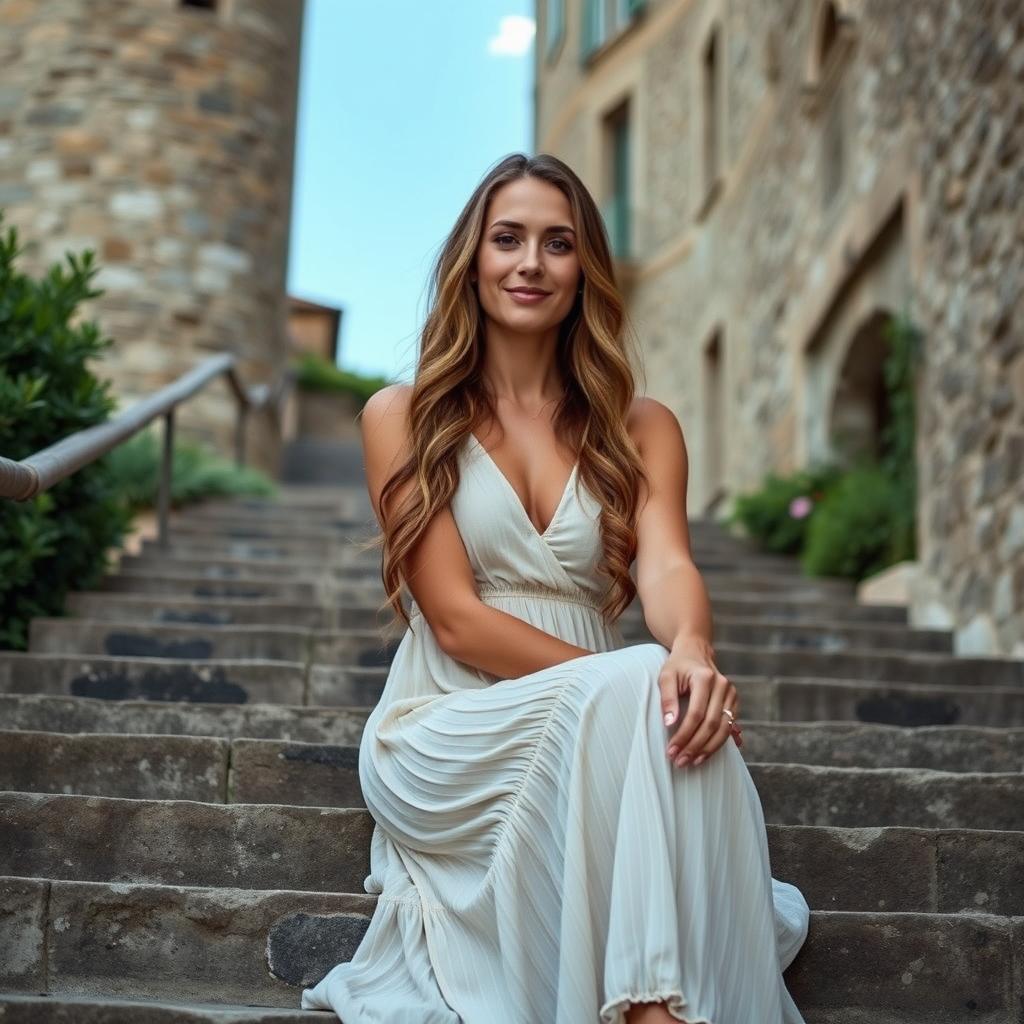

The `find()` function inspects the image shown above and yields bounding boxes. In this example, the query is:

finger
[666,669,713,755]
[658,666,680,730]
[691,713,736,766]
[675,672,730,763]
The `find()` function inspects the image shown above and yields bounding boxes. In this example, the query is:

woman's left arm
[631,399,742,768]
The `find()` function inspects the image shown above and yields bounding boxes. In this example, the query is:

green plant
[801,462,914,578]
[105,426,277,512]
[0,210,133,650]
[728,463,844,554]
[292,351,391,404]
[878,311,921,563]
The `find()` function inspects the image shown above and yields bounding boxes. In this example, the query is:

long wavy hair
[359,152,650,638]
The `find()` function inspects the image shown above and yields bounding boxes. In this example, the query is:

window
[818,2,840,70]
[702,329,725,510]
[546,0,565,60]
[822,84,844,207]
[581,0,646,63]
[600,100,632,260]
[701,24,721,197]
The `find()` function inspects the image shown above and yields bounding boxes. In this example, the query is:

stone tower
[0,0,305,472]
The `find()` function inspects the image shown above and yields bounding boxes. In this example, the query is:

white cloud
[487,15,535,57]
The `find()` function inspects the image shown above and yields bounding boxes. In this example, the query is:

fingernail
[667,745,678,757]
[693,755,706,766]
[677,753,690,766]
[663,712,674,725]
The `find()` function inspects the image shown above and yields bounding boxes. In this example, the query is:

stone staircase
[2,461,1023,1022]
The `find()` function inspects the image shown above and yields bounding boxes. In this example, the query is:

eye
[493,234,574,252]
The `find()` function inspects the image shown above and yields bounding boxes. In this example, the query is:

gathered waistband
[408,581,607,621]
[476,580,604,612]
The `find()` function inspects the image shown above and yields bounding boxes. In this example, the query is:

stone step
[25,616,949,664]
[108,557,856,598]
[2,792,1021,916]
[714,642,1024,688]
[64,593,366,630]
[4,655,1023,726]
[2,876,1019,1016]
[96,571,332,602]
[137,534,808,573]
[176,496,368,521]
[66,589,910,627]
[167,503,728,534]
[0,693,369,744]
[140,536,375,561]
[0,652,311,705]
[156,519,820,562]
[5,718,1020,806]
[117,555,379,582]
[0,994,316,1023]
[300,641,1024,694]
[97,569,864,606]
[2,694,1020,769]
[2,731,1019,829]
[125,549,815,581]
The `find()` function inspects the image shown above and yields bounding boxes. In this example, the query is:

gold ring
[721,708,735,724]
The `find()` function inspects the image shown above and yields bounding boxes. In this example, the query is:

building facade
[0,0,304,471]
[535,0,1023,655]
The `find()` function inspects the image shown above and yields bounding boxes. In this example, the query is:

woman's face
[472,176,582,334]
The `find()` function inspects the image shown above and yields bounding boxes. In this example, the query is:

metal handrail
[0,352,295,549]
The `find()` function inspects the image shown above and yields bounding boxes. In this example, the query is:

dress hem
[599,988,712,1024]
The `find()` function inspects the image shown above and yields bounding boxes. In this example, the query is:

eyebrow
[489,219,577,235]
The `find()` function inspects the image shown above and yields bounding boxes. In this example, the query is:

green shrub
[0,212,133,650]
[292,351,391,404]
[801,463,915,579]
[728,463,844,555]
[105,426,276,512]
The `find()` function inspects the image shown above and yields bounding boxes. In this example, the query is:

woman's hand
[658,640,742,769]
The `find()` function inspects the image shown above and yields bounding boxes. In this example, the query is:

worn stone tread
[1,793,1021,914]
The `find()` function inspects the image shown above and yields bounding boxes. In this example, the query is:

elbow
[430,599,479,659]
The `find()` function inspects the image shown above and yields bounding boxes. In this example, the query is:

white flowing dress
[301,434,810,1023]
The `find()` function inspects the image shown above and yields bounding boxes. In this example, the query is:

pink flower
[789,495,813,519]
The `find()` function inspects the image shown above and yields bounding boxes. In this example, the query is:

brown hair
[359,152,649,637]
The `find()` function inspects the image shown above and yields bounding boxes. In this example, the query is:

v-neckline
[468,433,579,540]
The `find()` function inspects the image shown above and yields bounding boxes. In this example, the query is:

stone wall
[535,0,1024,655]
[0,0,305,473]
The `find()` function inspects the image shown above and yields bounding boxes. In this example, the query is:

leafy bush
[801,463,915,579]
[728,463,844,555]
[105,426,277,512]
[0,212,133,650]
[292,351,390,404]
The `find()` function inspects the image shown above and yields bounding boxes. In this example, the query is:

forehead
[486,177,573,227]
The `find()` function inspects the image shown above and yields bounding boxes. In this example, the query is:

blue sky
[287,1,536,382]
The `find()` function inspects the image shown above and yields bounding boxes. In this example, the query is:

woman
[301,153,809,1023]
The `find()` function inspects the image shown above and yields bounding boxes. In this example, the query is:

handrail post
[235,402,247,468]
[158,408,175,551]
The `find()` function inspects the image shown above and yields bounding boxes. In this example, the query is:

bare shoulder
[359,383,415,521]
[626,396,687,459]
[360,382,413,432]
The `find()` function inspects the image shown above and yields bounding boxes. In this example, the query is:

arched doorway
[827,309,893,466]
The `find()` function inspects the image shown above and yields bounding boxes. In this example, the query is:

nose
[517,239,544,275]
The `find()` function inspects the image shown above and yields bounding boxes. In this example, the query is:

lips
[506,288,551,296]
